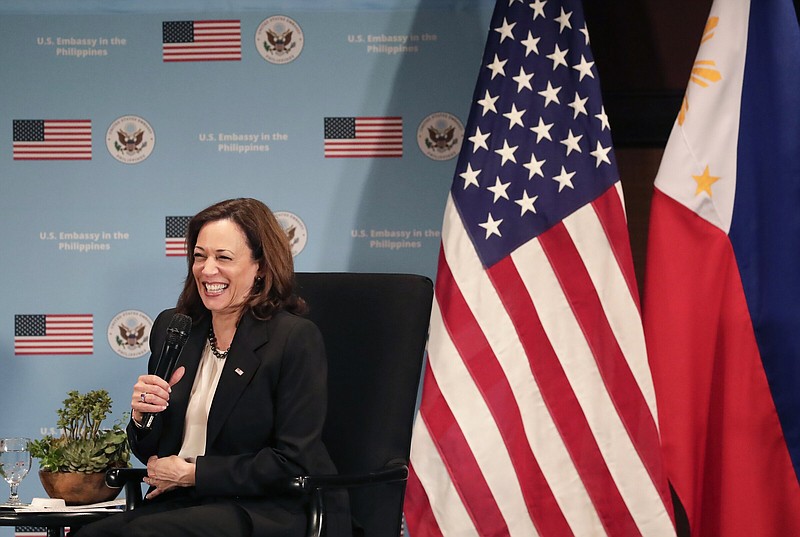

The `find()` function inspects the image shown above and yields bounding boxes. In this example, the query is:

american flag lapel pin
[235,368,244,376]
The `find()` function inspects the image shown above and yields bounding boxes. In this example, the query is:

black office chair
[107,272,434,537]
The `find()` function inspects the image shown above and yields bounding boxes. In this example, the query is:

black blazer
[129,307,348,536]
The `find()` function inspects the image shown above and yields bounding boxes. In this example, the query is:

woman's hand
[143,455,196,499]
[131,366,186,425]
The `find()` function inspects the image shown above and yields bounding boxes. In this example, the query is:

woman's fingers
[131,374,171,411]
[168,366,186,388]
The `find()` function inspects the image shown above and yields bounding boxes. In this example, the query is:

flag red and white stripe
[165,238,188,257]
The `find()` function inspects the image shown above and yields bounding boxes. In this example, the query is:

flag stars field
[449,0,625,214]
[457,0,619,207]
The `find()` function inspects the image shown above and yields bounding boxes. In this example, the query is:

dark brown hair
[175,198,305,321]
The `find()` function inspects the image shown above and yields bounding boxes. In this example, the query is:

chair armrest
[287,462,408,537]
[105,467,148,511]
[289,462,408,493]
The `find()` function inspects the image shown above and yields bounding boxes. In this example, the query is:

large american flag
[162,20,242,62]
[323,116,403,158]
[404,1,675,535]
[165,216,191,257]
[14,314,93,355]
[12,120,91,160]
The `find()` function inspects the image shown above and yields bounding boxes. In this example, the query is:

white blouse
[177,342,225,461]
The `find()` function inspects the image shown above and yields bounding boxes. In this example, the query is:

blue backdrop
[0,0,492,522]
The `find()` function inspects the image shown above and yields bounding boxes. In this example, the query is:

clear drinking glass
[0,437,31,506]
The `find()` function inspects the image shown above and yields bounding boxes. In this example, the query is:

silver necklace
[208,326,229,359]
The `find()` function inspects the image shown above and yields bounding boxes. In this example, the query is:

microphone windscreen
[166,313,192,345]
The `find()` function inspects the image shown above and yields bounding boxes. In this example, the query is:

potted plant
[29,389,130,505]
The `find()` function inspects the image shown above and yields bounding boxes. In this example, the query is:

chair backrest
[294,272,434,537]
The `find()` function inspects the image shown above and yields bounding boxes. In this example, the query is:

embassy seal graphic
[107,309,153,359]
[106,115,155,164]
[417,112,464,161]
[274,211,307,257]
[256,16,304,64]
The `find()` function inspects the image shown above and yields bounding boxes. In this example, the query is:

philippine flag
[643,0,800,535]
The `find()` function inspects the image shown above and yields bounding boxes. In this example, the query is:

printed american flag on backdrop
[15,528,71,537]
[14,527,70,537]
[14,314,93,355]
[12,120,91,160]
[162,20,242,62]
[323,116,403,158]
[404,0,675,535]
[15,527,47,537]
[165,216,191,257]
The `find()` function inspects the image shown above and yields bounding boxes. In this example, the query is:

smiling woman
[191,219,261,342]
[74,198,351,537]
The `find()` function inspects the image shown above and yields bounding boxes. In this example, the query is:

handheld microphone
[141,313,192,430]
